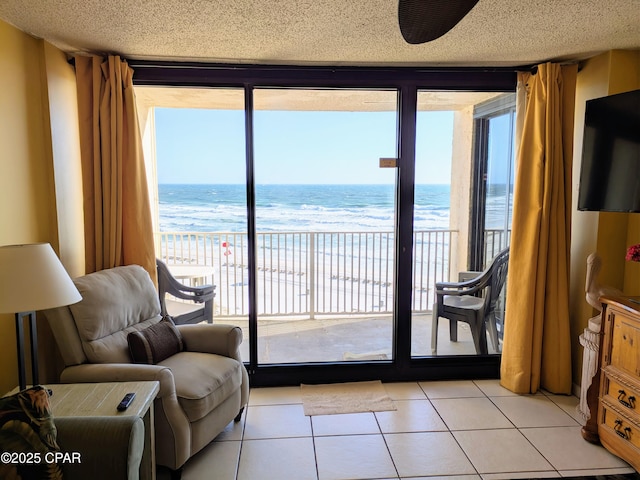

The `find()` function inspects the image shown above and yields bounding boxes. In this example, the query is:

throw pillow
[128,316,184,364]
[0,385,62,480]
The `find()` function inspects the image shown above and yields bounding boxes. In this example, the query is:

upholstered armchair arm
[55,416,144,480]
[60,363,176,398]
[177,324,243,361]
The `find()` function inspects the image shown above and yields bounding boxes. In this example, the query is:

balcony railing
[484,228,511,266]
[155,229,509,319]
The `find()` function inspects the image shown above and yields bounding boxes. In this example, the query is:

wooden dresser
[597,296,640,471]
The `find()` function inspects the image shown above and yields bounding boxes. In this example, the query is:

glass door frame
[133,62,516,386]
[250,88,400,366]
[470,96,517,271]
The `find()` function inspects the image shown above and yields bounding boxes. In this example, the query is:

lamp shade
[0,243,82,313]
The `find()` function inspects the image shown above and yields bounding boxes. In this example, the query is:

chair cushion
[128,317,184,364]
[69,266,162,363]
[158,352,243,422]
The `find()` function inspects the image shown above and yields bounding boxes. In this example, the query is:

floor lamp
[0,243,82,391]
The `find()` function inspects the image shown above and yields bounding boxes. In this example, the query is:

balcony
[156,228,509,361]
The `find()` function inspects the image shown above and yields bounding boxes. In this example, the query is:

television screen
[577,89,640,212]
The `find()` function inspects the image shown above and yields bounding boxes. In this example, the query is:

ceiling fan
[398,0,480,44]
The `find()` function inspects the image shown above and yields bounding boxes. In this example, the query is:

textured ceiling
[0,0,639,67]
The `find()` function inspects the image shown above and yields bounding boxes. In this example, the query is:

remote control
[117,392,136,411]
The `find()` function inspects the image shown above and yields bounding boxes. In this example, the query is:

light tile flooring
[161,380,637,480]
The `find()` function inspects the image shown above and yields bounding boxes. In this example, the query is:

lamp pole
[14,311,38,391]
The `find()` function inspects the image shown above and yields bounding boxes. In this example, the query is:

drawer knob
[617,390,636,409]
[614,419,632,440]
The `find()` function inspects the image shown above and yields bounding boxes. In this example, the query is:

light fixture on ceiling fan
[398,0,480,44]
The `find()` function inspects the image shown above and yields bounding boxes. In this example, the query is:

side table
[11,381,159,479]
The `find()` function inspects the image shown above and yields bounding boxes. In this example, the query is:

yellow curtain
[500,63,577,394]
[75,55,157,285]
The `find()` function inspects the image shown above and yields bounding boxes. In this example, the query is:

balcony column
[309,233,315,319]
[449,106,474,277]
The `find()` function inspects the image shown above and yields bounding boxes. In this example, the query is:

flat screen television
[577,88,640,212]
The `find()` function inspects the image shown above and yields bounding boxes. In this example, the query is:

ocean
[158,183,453,233]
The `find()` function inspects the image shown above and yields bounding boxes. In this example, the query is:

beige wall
[569,49,640,387]
[0,19,83,393]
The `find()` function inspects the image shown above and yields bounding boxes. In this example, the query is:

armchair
[43,265,249,476]
[156,258,215,325]
[431,247,509,355]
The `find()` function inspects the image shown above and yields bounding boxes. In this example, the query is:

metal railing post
[309,233,315,320]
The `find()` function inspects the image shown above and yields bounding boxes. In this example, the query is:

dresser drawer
[602,368,640,420]
[609,312,640,377]
[600,400,640,450]
[596,298,640,472]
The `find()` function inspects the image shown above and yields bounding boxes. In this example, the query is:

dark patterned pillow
[127,316,184,364]
[0,385,62,479]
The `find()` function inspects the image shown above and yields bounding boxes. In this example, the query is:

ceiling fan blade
[398,0,480,44]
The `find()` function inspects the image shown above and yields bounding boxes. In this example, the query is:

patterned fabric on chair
[0,386,145,480]
[0,386,62,480]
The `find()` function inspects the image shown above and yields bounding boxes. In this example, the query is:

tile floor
[160,379,637,480]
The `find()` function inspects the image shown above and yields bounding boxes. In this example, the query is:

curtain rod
[517,60,582,75]
[67,55,580,74]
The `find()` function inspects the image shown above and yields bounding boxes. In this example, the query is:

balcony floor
[212,313,501,364]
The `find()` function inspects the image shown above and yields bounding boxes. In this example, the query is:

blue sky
[154,108,455,185]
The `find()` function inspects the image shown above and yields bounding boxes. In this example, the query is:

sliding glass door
[410,91,516,357]
[140,88,251,361]
[252,88,398,364]
[133,63,516,384]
